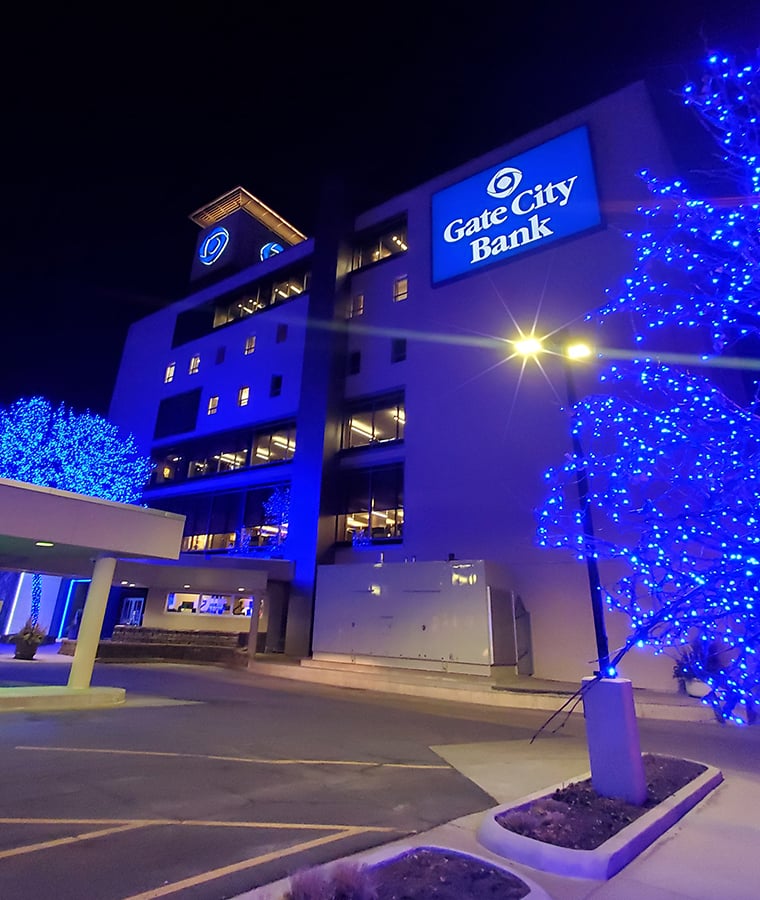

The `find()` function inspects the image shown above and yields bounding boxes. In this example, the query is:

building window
[391,338,407,363]
[347,294,365,319]
[276,323,288,343]
[207,396,219,415]
[352,217,408,271]
[253,428,296,464]
[337,464,404,543]
[164,362,176,384]
[237,386,250,407]
[244,335,256,355]
[215,346,226,365]
[189,354,201,375]
[270,374,283,397]
[393,276,408,302]
[347,351,361,376]
[167,591,255,617]
[342,396,405,449]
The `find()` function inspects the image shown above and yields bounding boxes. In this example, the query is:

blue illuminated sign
[198,226,230,266]
[260,241,284,260]
[431,127,601,283]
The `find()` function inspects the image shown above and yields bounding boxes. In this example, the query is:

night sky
[1,4,757,414]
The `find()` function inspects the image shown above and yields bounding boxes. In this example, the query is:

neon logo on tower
[198,227,230,266]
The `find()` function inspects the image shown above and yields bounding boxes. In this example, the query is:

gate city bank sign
[431,127,601,284]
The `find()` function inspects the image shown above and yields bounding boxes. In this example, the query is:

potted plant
[673,639,720,697]
[14,620,47,660]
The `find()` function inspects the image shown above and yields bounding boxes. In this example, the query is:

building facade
[107,80,690,689]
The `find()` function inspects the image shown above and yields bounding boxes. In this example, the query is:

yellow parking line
[119,827,381,900]
[0,817,397,833]
[16,745,450,770]
[0,822,146,860]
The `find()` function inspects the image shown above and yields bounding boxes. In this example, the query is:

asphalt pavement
[0,644,758,899]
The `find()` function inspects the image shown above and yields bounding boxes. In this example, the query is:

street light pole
[563,359,612,676]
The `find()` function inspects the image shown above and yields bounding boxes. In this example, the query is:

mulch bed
[284,754,705,898]
[495,753,706,850]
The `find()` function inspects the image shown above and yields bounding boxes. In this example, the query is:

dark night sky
[0,3,757,414]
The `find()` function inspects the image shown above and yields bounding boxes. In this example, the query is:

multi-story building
[94,79,698,689]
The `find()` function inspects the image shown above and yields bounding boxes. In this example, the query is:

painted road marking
[16,745,450,769]
[121,826,378,900]
[0,822,145,860]
[0,818,398,900]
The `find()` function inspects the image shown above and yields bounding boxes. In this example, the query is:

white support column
[67,556,117,690]
[582,676,647,805]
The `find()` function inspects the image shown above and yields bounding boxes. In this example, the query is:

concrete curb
[248,659,717,723]
[0,685,126,712]
[476,760,724,880]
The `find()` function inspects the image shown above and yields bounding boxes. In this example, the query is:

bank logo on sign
[431,127,601,284]
[486,166,523,198]
[199,226,230,266]
[260,241,284,260]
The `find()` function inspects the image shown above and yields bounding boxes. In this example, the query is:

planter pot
[684,678,711,698]
[14,639,39,660]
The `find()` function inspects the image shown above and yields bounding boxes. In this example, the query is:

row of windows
[213,270,310,329]
[164,328,287,384]
[205,376,282,416]
[152,395,404,484]
[154,484,290,553]
[346,275,408,319]
[152,424,296,485]
[154,463,403,554]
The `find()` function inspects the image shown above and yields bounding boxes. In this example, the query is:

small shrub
[284,862,377,900]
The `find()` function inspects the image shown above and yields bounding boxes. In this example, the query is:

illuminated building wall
[111,81,699,687]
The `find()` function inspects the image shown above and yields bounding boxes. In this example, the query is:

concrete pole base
[582,676,647,805]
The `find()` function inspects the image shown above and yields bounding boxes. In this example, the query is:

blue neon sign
[198,226,230,266]
[260,241,284,260]
[431,127,601,284]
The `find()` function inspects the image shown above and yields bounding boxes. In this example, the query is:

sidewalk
[240,656,758,900]
[248,654,718,724]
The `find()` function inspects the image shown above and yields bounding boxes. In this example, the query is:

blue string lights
[0,396,152,504]
[537,51,760,724]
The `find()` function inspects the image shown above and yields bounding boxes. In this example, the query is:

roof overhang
[0,478,185,577]
[189,187,307,246]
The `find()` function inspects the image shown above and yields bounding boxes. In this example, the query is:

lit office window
[238,386,250,407]
[207,396,219,415]
[244,335,256,355]
[164,362,176,383]
[347,294,365,319]
[343,396,405,449]
[337,465,404,543]
[189,354,201,375]
[393,276,409,302]
[351,218,408,271]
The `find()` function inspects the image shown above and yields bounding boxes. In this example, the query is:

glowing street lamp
[511,333,612,677]
[511,331,646,805]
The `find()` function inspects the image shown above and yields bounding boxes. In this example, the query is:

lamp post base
[582,676,647,805]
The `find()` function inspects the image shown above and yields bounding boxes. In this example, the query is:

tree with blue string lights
[0,396,152,504]
[537,51,760,725]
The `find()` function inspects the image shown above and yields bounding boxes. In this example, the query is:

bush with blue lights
[537,51,760,725]
[0,396,152,504]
